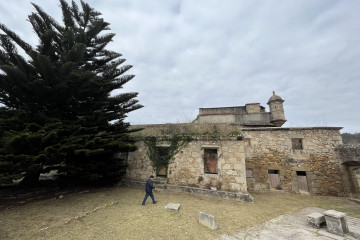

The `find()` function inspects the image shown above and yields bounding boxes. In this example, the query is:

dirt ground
[1,186,359,240]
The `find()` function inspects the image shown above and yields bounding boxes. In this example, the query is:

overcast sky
[1,0,359,133]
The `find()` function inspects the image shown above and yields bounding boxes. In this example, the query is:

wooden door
[297,175,309,193]
[269,173,281,189]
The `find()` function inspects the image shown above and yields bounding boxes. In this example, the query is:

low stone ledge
[119,179,254,203]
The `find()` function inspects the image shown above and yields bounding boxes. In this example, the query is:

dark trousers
[142,192,155,205]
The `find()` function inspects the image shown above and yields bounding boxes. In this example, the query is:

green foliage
[0,0,142,185]
[341,132,360,145]
[144,135,192,175]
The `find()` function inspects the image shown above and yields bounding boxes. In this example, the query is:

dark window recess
[158,146,170,158]
[292,138,303,150]
[268,169,279,174]
[246,168,254,178]
[204,149,218,174]
[157,147,170,176]
[296,171,306,176]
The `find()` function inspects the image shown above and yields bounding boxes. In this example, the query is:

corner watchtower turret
[267,91,286,127]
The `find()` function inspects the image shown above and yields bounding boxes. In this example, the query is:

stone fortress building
[193,91,286,127]
[122,92,360,201]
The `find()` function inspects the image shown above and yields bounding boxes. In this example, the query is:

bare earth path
[1,186,359,240]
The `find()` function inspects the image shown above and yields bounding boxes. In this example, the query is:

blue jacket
[145,178,155,193]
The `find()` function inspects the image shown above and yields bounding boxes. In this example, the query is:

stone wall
[125,141,152,181]
[126,136,248,193]
[242,127,345,196]
[335,145,360,198]
[193,111,272,126]
[125,124,352,197]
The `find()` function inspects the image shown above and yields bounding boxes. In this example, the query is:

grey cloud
[1,0,359,132]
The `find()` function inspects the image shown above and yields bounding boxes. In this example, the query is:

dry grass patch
[1,187,359,240]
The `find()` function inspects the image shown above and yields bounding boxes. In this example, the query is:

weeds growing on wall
[144,134,193,175]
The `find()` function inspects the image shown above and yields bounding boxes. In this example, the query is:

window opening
[296,171,306,176]
[292,138,303,150]
[268,169,279,174]
[157,146,169,176]
[204,149,218,174]
[246,168,254,178]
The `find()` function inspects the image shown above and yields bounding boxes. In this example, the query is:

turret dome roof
[267,91,284,104]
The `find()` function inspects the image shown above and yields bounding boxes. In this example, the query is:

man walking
[142,175,157,205]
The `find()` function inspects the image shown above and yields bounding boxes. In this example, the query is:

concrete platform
[217,207,360,240]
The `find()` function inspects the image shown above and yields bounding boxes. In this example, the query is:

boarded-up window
[292,138,303,150]
[204,149,217,174]
[246,168,254,178]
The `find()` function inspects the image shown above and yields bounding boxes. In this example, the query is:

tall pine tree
[0,0,142,185]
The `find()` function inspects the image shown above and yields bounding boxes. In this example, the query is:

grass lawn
[1,186,359,240]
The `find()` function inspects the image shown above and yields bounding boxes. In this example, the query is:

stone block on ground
[217,234,239,240]
[199,212,218,230]
[307,212,325,228]
[324,210,349,236]
[164,203,181,211]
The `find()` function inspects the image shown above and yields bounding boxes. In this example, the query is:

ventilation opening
[296,171,306,176]
[268,169,279,174]
[292,138,303,150]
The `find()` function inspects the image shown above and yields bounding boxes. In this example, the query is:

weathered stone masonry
[126,136,247,193]
[243,127,345,196]
[124,125,356,197]
[167,137,246,193]
[123,91,359,198]
[335,145,360,197]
